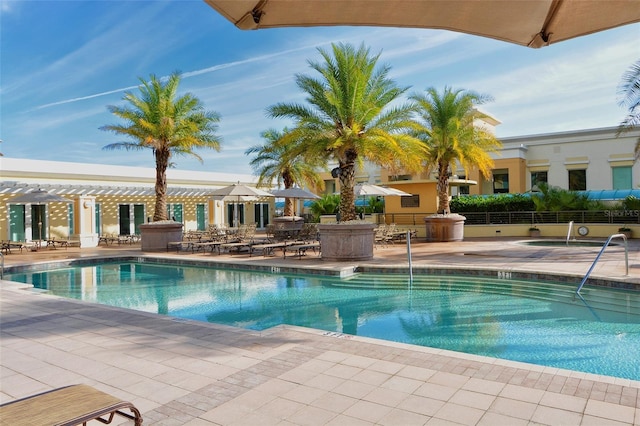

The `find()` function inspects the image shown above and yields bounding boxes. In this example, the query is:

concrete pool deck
[1,237,639,425]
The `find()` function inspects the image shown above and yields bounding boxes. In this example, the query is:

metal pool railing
[576,233,628,295]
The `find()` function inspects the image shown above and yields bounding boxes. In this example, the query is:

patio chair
[374,225,392,247]
[0,384,142,426]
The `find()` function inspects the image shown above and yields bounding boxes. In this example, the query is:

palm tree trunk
[283,173,295,217]
[154,147,170,221]
[437,162,450,214]
[338,149,358,221]
[284,198,295,216]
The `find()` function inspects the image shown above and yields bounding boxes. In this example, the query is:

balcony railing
[384,210,640,226]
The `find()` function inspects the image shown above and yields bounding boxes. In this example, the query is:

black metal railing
[384,210,640,226]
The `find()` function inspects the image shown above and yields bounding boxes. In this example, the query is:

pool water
[6,262,640,381]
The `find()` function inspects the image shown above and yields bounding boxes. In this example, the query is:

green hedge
[450,194,535,213]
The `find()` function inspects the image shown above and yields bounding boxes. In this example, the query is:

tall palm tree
[101,72,222,221]
[245,127,324,216]
[267,43,424,222]
[617,59,640,159]
[410,87,502,214]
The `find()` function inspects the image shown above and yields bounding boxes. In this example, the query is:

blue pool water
[6,261,640,381]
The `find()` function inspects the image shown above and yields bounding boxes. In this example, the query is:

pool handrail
[576,233,628,295]
[566,220,574,245]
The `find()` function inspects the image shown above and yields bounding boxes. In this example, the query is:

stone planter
[139,221,183,252]
[424,214,466,242]
[318,222,376,261]
[529,229,541,238]
[619,230,632,239]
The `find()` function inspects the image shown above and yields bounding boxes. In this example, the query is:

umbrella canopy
[271,187,320,217]
[354,184,411,197]
[210,183,274,198]
[8,189,71,204]
[211,183,273,227]
[204,0,640,48]
[270,187,320,199]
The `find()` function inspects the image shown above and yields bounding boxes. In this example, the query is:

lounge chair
[1,240,27,254]
[0,384,142,426]
[283,241,321,258]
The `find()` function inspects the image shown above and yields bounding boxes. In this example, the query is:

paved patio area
[1,237,639,425]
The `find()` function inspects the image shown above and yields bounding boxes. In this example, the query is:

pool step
[326,274,640,316]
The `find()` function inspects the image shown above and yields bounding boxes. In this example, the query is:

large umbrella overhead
[271,187,320,217]
[7,189,71,241]
[211,183,274,227]
[204,0,640,48]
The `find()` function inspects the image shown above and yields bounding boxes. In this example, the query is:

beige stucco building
[0,158,273,247]
[318,126,640,217]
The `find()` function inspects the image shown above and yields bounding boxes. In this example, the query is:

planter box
[424,214,466,242]
[318,222,375,261]
[140,221,182,252]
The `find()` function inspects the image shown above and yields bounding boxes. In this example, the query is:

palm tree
[267,42,424,222]
[410,87,502,214]
[617,59,640,159]
[245,128,324,216]
[309,194,341,222]
[101,72,222,221]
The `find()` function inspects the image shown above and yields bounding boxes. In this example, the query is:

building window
[530,171,548,189]
[612,166,632,190]
[568,169,587,191]
[400,195,420,208]
[167,203,183,223]
[456,174,470,195]
[493,169,509,193]
[94,203,102,234]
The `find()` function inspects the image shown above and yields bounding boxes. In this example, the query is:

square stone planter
[139,221,183,252]
[318,222,376,261]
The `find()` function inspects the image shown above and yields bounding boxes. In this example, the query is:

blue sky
[1,1,639,176]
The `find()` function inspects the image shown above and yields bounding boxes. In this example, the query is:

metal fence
[384,210,640,226]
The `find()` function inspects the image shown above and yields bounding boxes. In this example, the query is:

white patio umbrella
[211,183,274,227]
[8,189,71,242]
[204,0,640,48]
[270,187,320,217]
[353,184,411,216]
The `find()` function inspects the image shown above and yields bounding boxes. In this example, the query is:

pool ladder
[576,233,628,295]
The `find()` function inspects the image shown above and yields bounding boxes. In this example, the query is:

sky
[1,1,639,177]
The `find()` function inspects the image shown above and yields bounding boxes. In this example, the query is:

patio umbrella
[211,183,274,227]
[353,184,411,216]
[354,184,411,197]
[204,0,640,48]
[8,189,71,242]
[270,187,320,217]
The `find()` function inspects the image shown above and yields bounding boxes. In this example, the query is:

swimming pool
[5,261,640,381]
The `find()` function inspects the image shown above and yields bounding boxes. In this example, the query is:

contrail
[33,44,323,111]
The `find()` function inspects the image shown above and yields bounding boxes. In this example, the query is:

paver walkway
[1,237,639,425]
